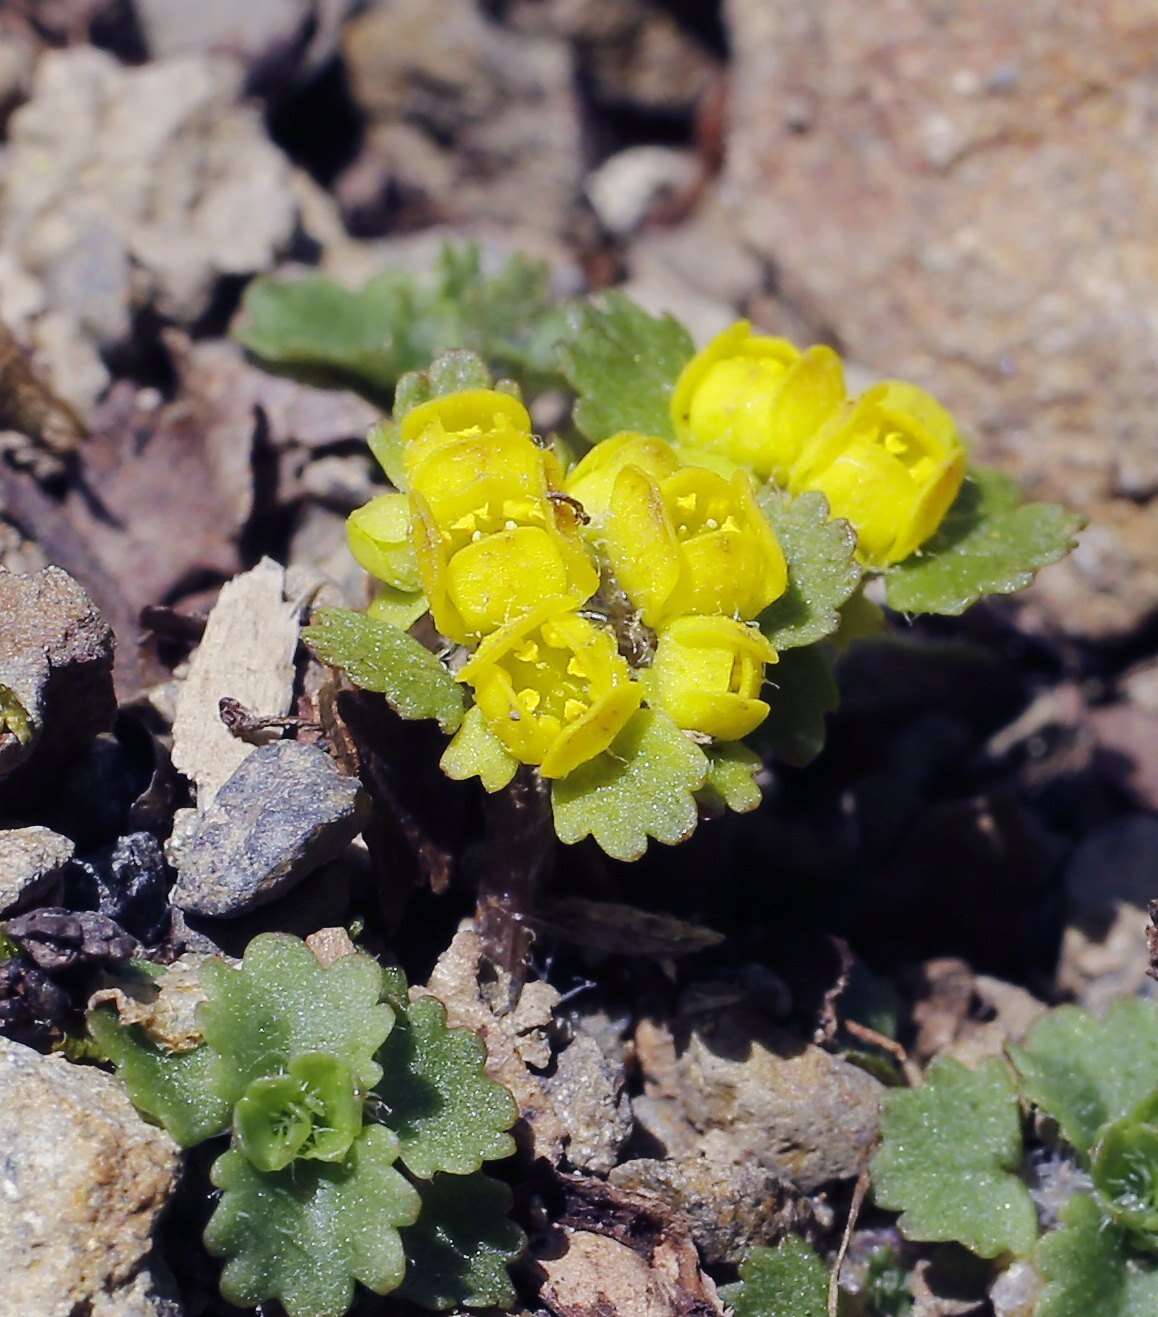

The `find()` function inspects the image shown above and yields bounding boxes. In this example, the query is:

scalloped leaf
[398,1172,525,1311]
[701,742,763,813]
[885,466,1083,616]
[757,489,862,650]
[558,292,694,443]
[236,245,565,401]
[374,994,517,1179]
[1009,999,1158,1156]
[872,1056,1038,1258]
[752,642,839,767]
[304,607,464,733]
[551,708,709,861]
[87,1008,230,1146]
[718,1238,829,1317]
[1036,1193,1158,1317]
[205,1124,421,1317]
[439,705,520,794]
[198,934,394,1105]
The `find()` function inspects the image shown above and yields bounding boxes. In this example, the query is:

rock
[540,1033,631,1174]
[586,147,700,236]
[0,565,116,792]
[171,740,364,917]
[68,832,171,943]
[339,0,581,236]
[1058,815,1158,1009]
[0,1037,179,1317]
[0,826,74,916]
[416,924,567,1165]
[634,1001,882,1191]
[610,1153,812,1265]
[171,558,300,807]
[1,49,298,340]
[719,0,1158,642]
[1089,701,1158,814]
[89,951,214,1053]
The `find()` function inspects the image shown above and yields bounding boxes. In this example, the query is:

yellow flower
[565,431,681,523]
[645,615,778,741]
[604,464,788,626]
[670,321,846,482]
[346,493,421,592]
[400,388,533,479]
[458,598,642,778]
[789,381,967,567]
[410,426,597,643]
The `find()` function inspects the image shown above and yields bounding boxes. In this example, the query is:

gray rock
[540,1032,631,1175]
[0,1037,180,1317]
[1,49,298,341]
[171,740,364,916]
[634,1003,882,1191]
[610,1152,813,1265]
[0,826,74,915]
[0,565,116,790]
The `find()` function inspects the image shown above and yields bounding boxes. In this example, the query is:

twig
[843,1018,923,1088]
[828,1166,870,1317]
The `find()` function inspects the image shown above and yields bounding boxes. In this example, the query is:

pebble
[0,826,75,916]
[170,740,364,917]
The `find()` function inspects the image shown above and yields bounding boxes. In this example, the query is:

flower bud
[346,493,421,592]
[789,381,967,567]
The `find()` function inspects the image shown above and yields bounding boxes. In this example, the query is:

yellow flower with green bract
[457,598,642,779]
[346,493,421,593]
[399,388,533,479]
[645,615,778,741]
[603,463,788,627]
[670,321,846,483]
[789,380,967,568]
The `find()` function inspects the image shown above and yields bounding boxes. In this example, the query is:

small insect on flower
[564,430,681,524]
[457,596,642,778]
[670,320,846,483]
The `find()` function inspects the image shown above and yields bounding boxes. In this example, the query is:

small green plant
[870,998,1158,1315]
[240,253,1081,863]
[720,1237,830,1317]
[89,934,523,1317]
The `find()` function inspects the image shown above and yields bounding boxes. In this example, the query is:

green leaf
[206,1125,421,1317]
[1091,1100,1158,1242]
[752,643,839,767]
[439,705,519,793]
[701,742,763,813]
[1009,999,1158,1156]
[198,934,394,1106]
[559,292,694,443]
[367,585,429,630]
[884,466,1083,616]
[304,607,464,733]
[1036,1193,1158,1317]
[0,683,33,743]
[551,709,709,861]
[374,994,517,1179]
[235,245,566,402]
[718,1238,830,1317]
[871,1056,1038,1258]
[757,490,862,650]
[87,1008,230,1147]
[397,1172,525,1311]
[367,418,407,489]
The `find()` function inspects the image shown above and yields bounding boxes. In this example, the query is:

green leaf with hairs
[1036,1193,1158,1317]
[885,466,1083,616]
[719,1238,830,1317]
[304,607,464,733]
[872,1056,1038,1258]
[551,709,708,861]
[701,742,763,813]
[559,292,694,443]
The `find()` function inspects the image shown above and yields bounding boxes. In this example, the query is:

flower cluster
[671,322,968,568]
[350,389,790,778]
